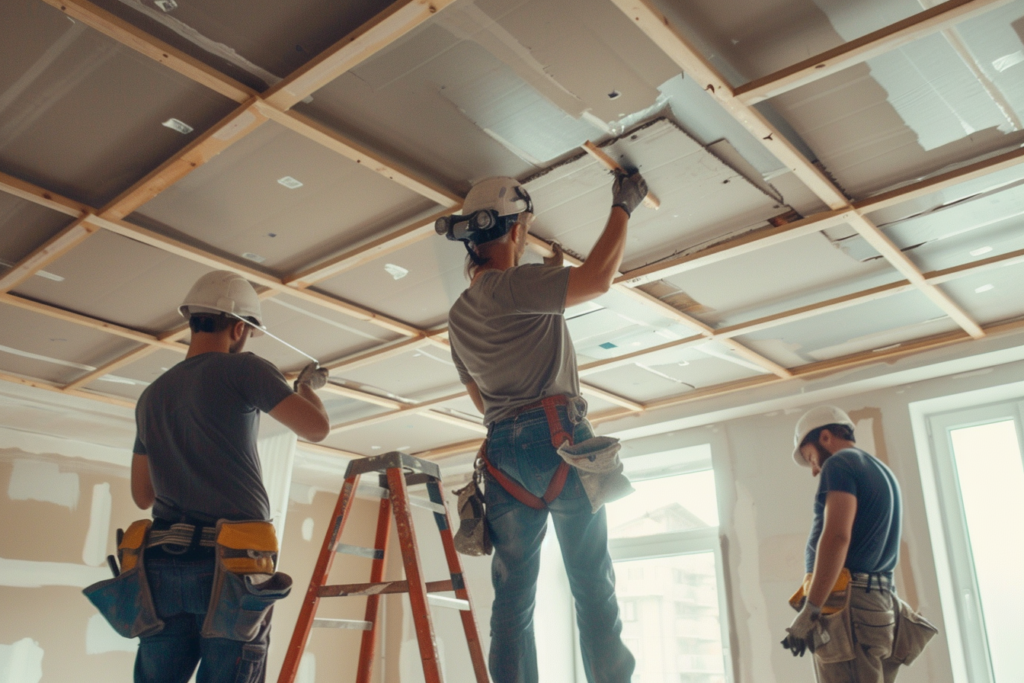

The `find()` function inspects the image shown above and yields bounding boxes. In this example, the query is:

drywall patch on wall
[82,483,112,567]
[296,652,316,683]
[8,459,79,509]
[731,481,778,683]
[301,518,314,542]
[0,557,110,588]
[0,427,131,469]
[0,638,44,683]
[85,614,136,655]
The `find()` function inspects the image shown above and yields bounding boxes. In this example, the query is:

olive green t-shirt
[448,264,580,425]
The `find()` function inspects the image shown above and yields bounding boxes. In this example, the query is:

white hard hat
[463,177,532,217]
[179,270,264,336]
[792,405,854,467]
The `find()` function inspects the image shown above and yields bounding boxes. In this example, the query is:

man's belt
[147,522,217,551]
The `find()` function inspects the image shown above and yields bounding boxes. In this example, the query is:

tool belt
[83,518,293,643]
[481,395,574,510]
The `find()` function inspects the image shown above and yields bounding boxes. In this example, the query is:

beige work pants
[814,588,901,683]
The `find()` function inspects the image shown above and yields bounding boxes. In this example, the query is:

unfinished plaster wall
[710,363,1024,683]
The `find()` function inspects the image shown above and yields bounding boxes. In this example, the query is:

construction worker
[785,405,907,682]
[438,171,648,683]
[129,271,331,682]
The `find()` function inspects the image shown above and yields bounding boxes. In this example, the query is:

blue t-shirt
[805,448,902,575]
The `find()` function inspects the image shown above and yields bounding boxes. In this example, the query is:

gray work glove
[611,169,648,217]
[294,362,328,392]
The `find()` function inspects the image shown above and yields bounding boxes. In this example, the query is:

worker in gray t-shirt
[439,171,648,683]
[129,270,331,683]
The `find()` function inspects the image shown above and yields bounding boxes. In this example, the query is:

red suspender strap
[483,396,574,509]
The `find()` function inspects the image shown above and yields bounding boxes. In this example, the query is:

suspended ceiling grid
[0,0,1023,459]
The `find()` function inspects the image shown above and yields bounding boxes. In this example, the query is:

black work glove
[781,634,810,657]
[294,362,328,391]
[611,168,648,217]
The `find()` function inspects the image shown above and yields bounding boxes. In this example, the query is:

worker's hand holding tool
[611,169,648,217]
[782,600,822,657]
[544,241,564,267]
[294,362,328,392]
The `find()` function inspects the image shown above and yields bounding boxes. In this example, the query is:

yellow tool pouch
[82,519,165,638]
[788,569,855,664]
[890,597,938,665]
[201,520,293,642]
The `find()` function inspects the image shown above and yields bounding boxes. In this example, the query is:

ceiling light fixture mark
[608,90,621,100]
[992,51,1024,72]
[242,252,266,263]
[277,176,304,189]
[383,263,409,280]
[969,246,993,257]
[974,284,994,293]
[161,118,193,134]
[153,0,177,12]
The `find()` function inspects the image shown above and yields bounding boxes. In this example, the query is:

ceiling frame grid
[0,0,1020,459]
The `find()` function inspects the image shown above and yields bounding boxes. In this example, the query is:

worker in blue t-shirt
[785,406,905,682]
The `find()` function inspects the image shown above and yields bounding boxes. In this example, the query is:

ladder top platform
[344,451,442,480]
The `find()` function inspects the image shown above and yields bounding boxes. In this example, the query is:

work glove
[783,600,821,656]
[294,362,328,392]
[611,168,648,217]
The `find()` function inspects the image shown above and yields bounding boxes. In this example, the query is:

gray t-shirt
[133,352,293,523]
[448,264,580,425]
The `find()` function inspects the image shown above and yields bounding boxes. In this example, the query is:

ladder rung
[428,594,470,611]
[409,497,446,515]
[357,484,389,499]
[335,543,384,560]
[312,618,373,631]
[319,579,454,598]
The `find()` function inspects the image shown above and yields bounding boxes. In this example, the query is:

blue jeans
[135,554,270,683]
[485,404,635,683]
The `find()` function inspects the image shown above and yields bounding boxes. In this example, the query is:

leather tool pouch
[813,582,856,664]
[890,597,938,665]
[82,519,165,638]
[453,447,492,557]
[201,520,293,641]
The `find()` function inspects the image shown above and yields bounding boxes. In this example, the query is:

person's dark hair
[189,313,235,334]
[801,423,855,448]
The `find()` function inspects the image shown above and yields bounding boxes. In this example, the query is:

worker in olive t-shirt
[130,271,331,683]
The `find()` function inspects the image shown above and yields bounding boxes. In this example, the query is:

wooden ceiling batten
[0,216,97,294]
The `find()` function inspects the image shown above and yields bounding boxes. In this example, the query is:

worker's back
[133,351,292,523]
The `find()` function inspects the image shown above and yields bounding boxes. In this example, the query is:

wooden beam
[924,246,1024,285]
[285,208,456,288]
[0,371,136,409]
[615,209,853,286]
[420,410,488,434]
[581,140,661,209]
[321,337,433,373]
[0,293,187,351]
[580,383,644,412]
[0,216,96,293]
[329,390,466,433]
[256,104,461,207]
[295,440,364,459]
[578,335,705,377]
[64,344,160,391]
[263,0,456,110]
[321,383,405,410]
[733,0,1012,104]
[415,438,484,461]
[100,100,268,220]
[38,0,256,104]
[0,170,88,217]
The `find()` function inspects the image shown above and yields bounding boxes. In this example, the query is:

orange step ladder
[277,451,489,683]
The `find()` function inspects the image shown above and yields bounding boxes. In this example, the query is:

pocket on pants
[233,641,267,683]
[891,598,938,665]
[851,605,896,660]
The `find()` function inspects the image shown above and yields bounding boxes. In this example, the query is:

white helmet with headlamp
[435,177,534,253]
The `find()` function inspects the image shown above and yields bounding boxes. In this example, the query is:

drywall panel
[583,344,763,402]
[299,0,679,190]
[0,0,237,207]
[88,0,394,89]
[0,303,140,385]
[76,347,185,401]
[649,0,923,83]
[336,348,463,401]
[523,119,787,272]
[734,289,962,366]
[13,230,212,334]
[0,194,74,266]
[937,260,1024,325]
[321,412,478,456]
[132,120,437,275]
[317,235,467,329]
[660,230,898,328]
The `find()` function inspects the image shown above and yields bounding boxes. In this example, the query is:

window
[607,444,730,683]
[924,397,1024,683]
